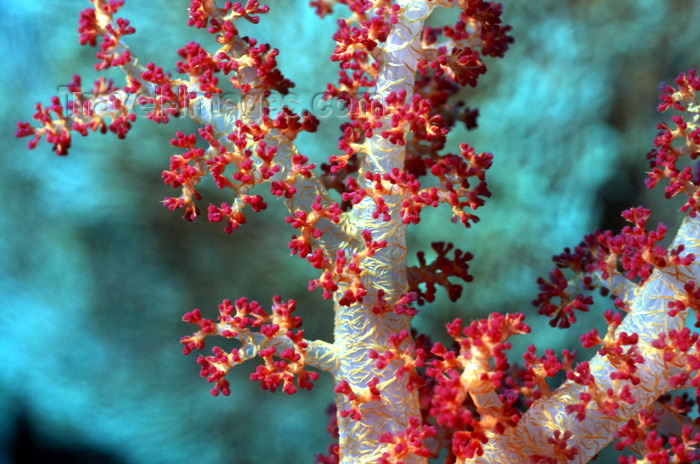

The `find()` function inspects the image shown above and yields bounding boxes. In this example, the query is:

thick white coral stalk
[334,1,434,463]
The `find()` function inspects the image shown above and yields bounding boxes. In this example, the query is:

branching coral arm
[474,216,700,464]
[494,72,700,464]
[181,296,339,396]
[17,0,354,261]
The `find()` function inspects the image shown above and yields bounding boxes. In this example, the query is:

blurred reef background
[1,1,699,463]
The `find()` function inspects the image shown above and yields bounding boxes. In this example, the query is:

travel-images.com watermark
[56,85,387,121]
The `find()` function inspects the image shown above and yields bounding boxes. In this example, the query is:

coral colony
[16,0,700,462]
